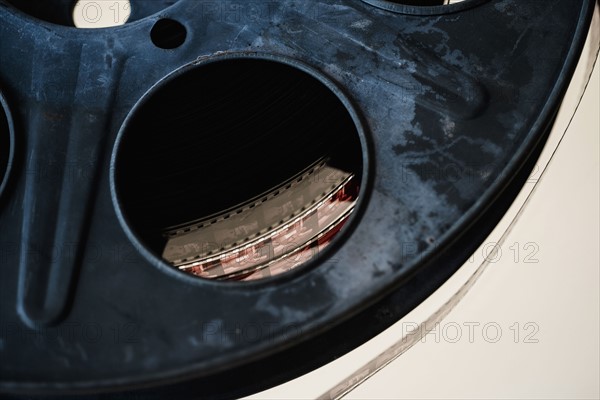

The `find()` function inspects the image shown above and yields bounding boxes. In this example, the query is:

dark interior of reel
[6,0,75,26]
[115,58,363,258]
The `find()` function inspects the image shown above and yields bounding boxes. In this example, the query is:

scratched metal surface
[0,0,594,396]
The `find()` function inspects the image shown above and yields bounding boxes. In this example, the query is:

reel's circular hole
[150,18,187,49]
[113,57,365,282]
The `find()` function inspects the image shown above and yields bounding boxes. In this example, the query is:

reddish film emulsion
[161,163,359,281]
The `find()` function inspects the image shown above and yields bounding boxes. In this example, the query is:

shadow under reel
[0,0,595,398]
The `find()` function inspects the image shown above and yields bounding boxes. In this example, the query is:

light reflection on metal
[162,159,359,281]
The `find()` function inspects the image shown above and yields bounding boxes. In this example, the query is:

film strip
[162,159,359,280]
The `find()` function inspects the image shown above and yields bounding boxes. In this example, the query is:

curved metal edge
[109,51,376,290]
[359,0,490,16]
[0,91,16,202]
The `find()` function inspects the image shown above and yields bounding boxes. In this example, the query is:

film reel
[0,0,595,398]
